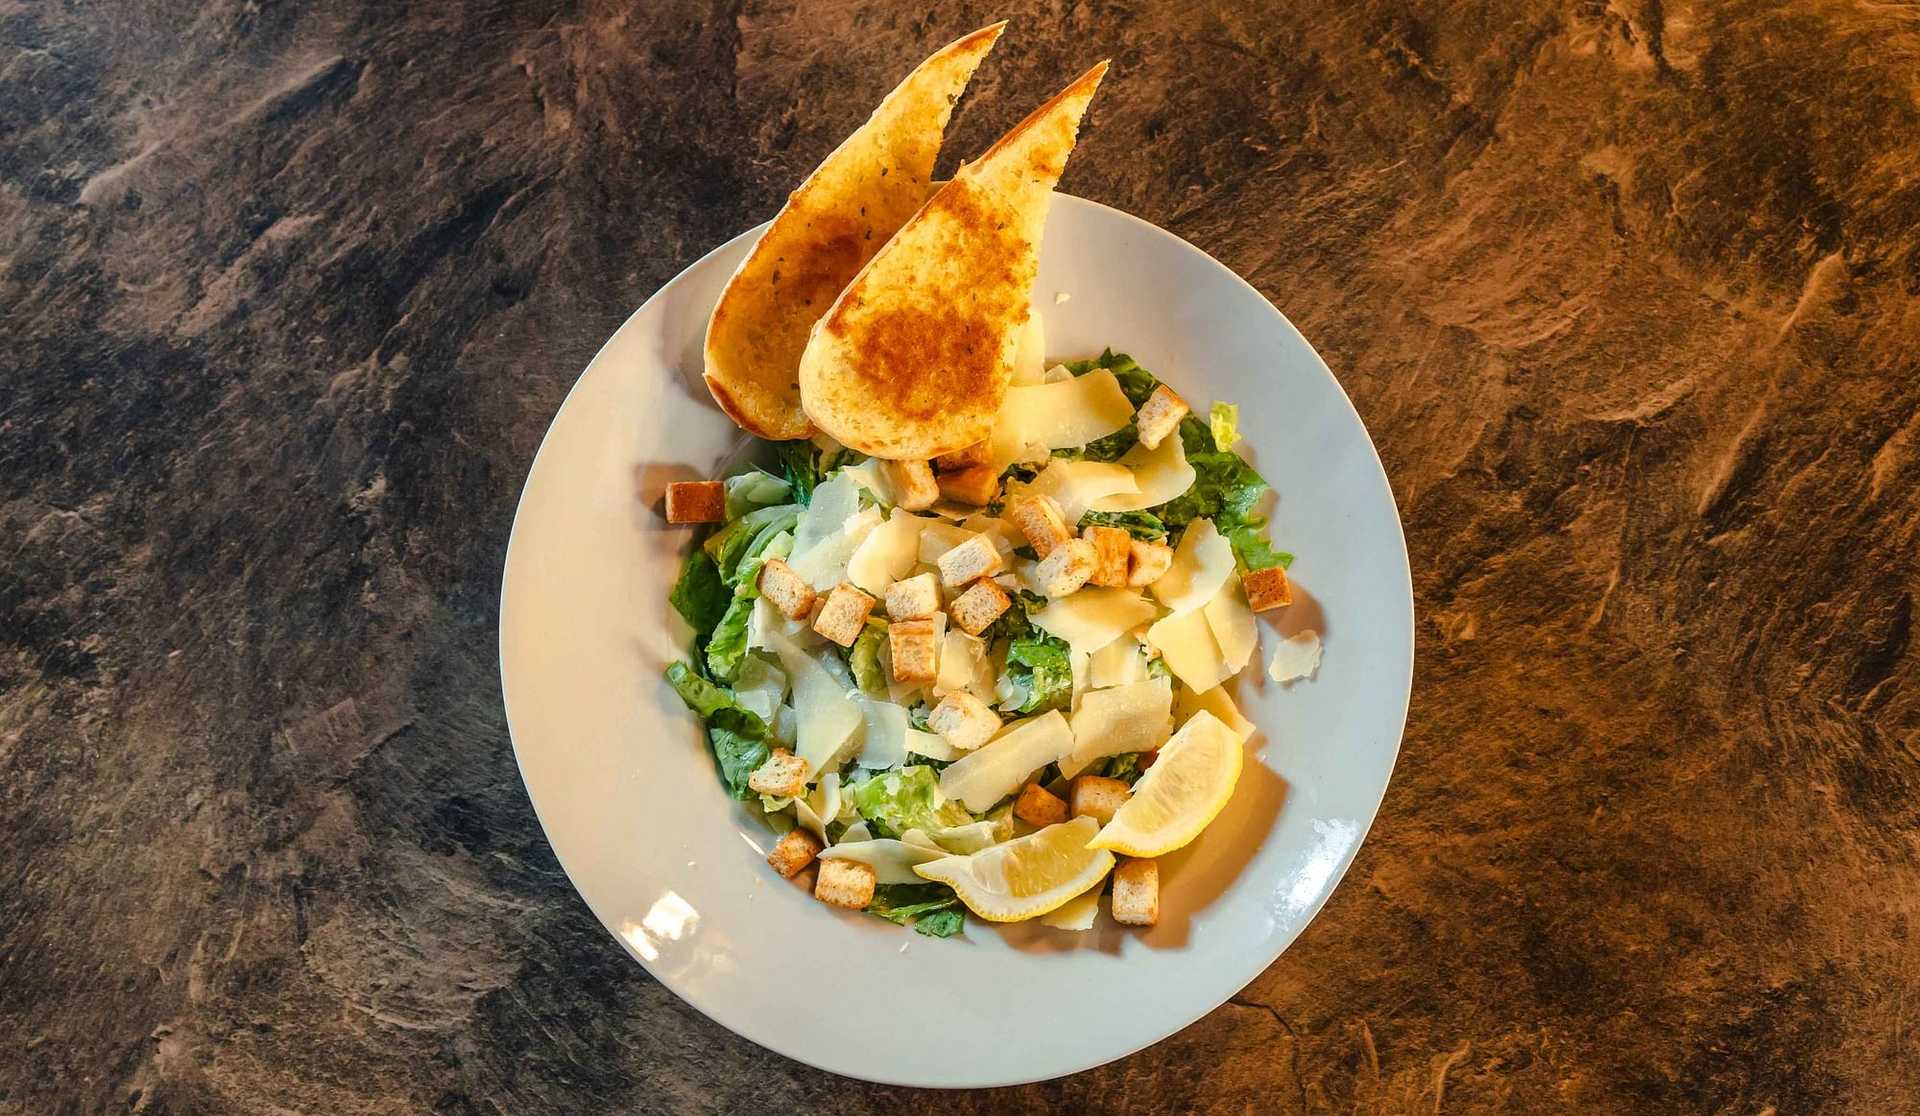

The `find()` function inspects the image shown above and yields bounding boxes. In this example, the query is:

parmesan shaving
[990,369,1134,464]
[1175,684,1255,741]
[1150,518,1234,614]
[817,837,952,884]
[1203,578,1257,672]
[1039,887,1101,930]
[1010,459,1140,523]
[1088,432,1195,513]
[1267,630,1323,684]
[1059,676,1173,779]
[938,710,1075,812]
[1146,607,1234,693]
[1030,588,1159,656]
[847,509,926,595]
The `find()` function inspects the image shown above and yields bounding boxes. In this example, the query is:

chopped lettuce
[1066,349,1159,404]
[1004,634,1073,714]
[848,766,972,837]
[1095,752,1144,784]
[705,597,754,683]
[1078,509,1167,542]
[665,661,772,800]
[725,469,793,519]
[705,503,801,581]
[669,550,730,637]
[850,618,889,697]
[1209,402,1240,450]
[866,882,966,937]
[772,441,818,505]
[1225,522,1293,572]
[1157,446,1267,530]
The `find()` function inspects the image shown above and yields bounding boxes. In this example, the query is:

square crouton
[748,747,810,798]
[936,534,1003,589]
[756,556,817,620]
[935,440,991,471]
[948,578,1011,636]
[664,480,724,524]
[1036,538,1097,598]
[1082,525,1132,587]
[814,857,877,910]
[937,466,1000,506]
[811,582,876,647]
[880,459,939,511]
[888,618,939,683]
[766,828,823,879]
[1070,774,1131,825]
[1126,540,1175,587]
[1008,494,1073,558]
[1241,566,1293,612]
[884,571,940,620]
[1013,782,1069,827]
[1134,385,1190,451]
[1110,857,1159,926]
[928,692,1001,751]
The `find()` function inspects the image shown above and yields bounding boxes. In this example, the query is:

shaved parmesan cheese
[839,458,892,506]
[856,698,912,770]
[1088,635,1149,689]
[927,818,1006,854]
[847,510,926,595]
[793,470,861,556]
[1070,649,1090,707]
[772,704,798,746]
[1010,460,1140,523]
[933,630,994,703]
[906,727,961,762]
[795,770,841,841]
[1268,630,1323,684]
[938,710,1074,812]
[840,820,873,844]
[789,504,881,590]
[748,595,814,653]
[1089,432,1195,513]
[1060,676,1173,779]
[1011,307,1046,386]
[1203,578,1257,672]
[1147,607,1233,692]
[1039,887,1101,930]
[818,837,951,884]
[732,655,788,722]
[767,631,863,778]
[1030,588,1159,656]
[959,514,1020,556]
[917,521,977,565]
[991,369,1134,462]
[1041,363,1075,384]
[1175,685,1255,741]
[1150,518,1235,614]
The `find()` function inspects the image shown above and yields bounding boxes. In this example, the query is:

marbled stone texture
[3,0,1918,1112]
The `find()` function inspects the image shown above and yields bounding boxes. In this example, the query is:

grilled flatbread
[798,62,1108,459]
[703,23,1005,440]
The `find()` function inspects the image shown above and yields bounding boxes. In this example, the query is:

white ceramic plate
[499,195,1413,1088]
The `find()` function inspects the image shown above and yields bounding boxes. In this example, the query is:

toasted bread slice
[798,62,1109,458]
[702,24,1005,439]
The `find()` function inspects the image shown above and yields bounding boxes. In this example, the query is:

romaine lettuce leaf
[850,618,889,697]
[704,596,754,683]
[1225,522,1293,572]
[1078,509,1168,542]
[1005,634,1072,714]
[1209,402,1240,450]
[705,503,800,581]
[865,882,965,937]
[772,441,818,505]
[725,469,792,519]
[665,661,772,799]
[669,550,730,636]
[848,766,972,837]
[1157,447,1267,530]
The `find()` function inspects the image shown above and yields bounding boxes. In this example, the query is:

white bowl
[499,195,1413,1087]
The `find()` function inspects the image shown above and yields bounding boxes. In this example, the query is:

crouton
[1134,385,1189,451]
[811,582,876,647]
[814,857,877,910]
[1036,538,1096,598]
[936,534,1003,589]
[1013,782,1069,827]
[748,747,810,798]
[928,692,1001,751]
[1241,566,1293,612]
[766,828,823,879]
[888,618,939,683]
[1069,774,1131,825]
[937,465,1000,506]
[1126,540,1175,587]
[1082,525,1132,587]
[885,571,940,621]
[947,578,1011,636]
[756,556,817,620]
[935,439,992,472]
[880,459,939,512]
[1008,494,1073,558]
[1110,857,1159,926]
[664,480,724,524]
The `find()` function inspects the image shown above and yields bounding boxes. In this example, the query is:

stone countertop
[4,1,1917,1111]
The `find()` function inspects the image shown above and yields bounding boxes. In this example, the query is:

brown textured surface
[3,1,1917,1112]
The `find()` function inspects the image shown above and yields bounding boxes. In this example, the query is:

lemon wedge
[1088,709,1243,857]
[913,816,1115,922]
